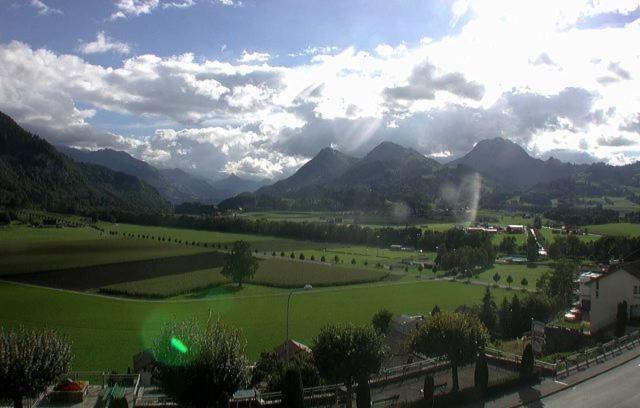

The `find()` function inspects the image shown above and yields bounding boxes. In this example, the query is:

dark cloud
[597,135,636,147]
[608,62,632,80]
[597,76,620,86]
[384,60,485,102]
[620,114,640,134]
[499,87,596,133]
[530,53,557,67]
[275,87,597,160]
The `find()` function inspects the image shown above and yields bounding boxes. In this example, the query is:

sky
[0,0,639,181]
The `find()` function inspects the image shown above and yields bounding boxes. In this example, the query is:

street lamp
[286,284,313,361]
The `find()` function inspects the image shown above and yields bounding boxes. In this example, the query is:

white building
[580,261,640,333]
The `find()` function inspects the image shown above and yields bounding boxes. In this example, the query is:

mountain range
[220,137,640,213]
[59,146,269,204]
[2,107,639,216]
[0,111,168,214]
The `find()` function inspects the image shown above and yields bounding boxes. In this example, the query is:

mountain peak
[451,137,577,189]
[364,141,425,163]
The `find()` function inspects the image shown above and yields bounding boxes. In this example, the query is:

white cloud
[238,50,271,64]
[30,0,62,15]
[163,0,195,9]
[77,32,131,55]
[2,0,640,179]
[110,0,238,18]
[288,45,340,57]
[111,0,160,19]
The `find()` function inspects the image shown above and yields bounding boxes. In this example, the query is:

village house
[580,260,640,333]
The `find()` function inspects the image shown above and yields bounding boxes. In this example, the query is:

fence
[554,330,640,379]
[259,356,447,406]
[488,330,640,380]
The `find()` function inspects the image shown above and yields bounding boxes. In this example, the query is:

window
[635,285,639,295]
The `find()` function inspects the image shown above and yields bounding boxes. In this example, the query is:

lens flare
[171,337,188,353]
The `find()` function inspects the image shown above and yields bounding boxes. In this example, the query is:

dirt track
[2,251,225,291]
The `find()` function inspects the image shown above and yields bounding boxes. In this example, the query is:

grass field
[101,268,230,297]
[103,222,333,252]
[584,223,640,237]
[0,280,511,371]
[0,225,205,275]
[101,259,389,297]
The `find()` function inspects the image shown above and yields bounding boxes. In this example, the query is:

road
[532,356,640,408]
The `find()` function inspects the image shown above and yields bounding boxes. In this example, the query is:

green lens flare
[171,337,188,353]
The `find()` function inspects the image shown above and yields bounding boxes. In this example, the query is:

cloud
[597,135,637,147]
[288,46,340,58]
[163,0,195,8]
[2,0,640,178]
[538,149,600,164]
[238,50,271,64]
[30,0,62,15]
[530,53,557,67]
[223,152,307,179]
[77,32,131,55]
[111,0,160,19]
[620,114,640,134]
[608,62,632,80]
[384,60,485,102]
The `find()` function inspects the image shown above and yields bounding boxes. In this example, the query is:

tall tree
[221,240,259,288]
[281,367,304,408]
[412,312,488,392]
[520,344,534,380]
[0,327,72,408]
[152,318,249,408]
[474,352,489,394]
[526,235,539,262]
[536,260,578,309]
[478,287,498,335]
[313,324,387,408]
[533,216,542,230]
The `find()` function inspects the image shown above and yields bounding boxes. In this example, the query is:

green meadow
[584,223,640,237]
[0,280,511,371]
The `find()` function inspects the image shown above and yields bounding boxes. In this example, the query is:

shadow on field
[3,251,225,290]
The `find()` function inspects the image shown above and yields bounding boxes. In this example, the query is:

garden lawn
[0,280,511,371]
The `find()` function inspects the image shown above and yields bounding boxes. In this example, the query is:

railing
[259,357,446,406]
[485,347,556,372]
[554,330,640,379]
[371,356,445,383]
